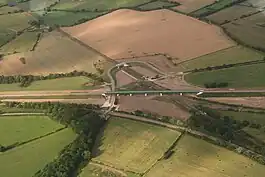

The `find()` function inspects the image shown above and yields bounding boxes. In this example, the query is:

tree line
[0,70,104,87]
[4,101,105,177]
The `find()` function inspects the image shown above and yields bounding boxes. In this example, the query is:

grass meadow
[92,117,181,173]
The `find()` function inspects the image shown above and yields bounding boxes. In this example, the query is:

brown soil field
[62,9,234,62]
[207,5,259,24]
[222,12,265,52]
[171,0,216,13]
[0,30,111,75]
[118,95,191,120]
[116,70,136,88]
[206,97,265,109]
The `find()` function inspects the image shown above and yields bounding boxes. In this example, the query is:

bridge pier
[144,93,147,96]
[160,93,163,96]
[129,94,132,96]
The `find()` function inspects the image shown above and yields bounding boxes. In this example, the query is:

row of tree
[0,70,104,87]
[4,101,105,177]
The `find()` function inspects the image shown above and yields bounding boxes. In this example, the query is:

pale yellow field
[0,30,111,75]
[171,0,216,13]
[145,134,265,177]
[62,9,235,62]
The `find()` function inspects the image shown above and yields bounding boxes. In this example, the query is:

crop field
[0,76,93,91]
[240,0,265,8]
[206,5,259,25]
[80,163,140,177]
[175,46,265,72]
[185,63,265,88]
[52,0,152,11]
[43,11,106,27]
[0,30,111,75]
[119,95,191,120]
[0,115,64,146]
[191,0,244,17]
[137,0,178,11]
[93,117,181,173]
[0,31,39,54]
[63,9,234,61]
[171,0,216,13]
[145,134,265,177]
[222,12,265,52]
[0,128,76,177]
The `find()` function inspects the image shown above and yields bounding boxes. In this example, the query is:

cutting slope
[62,9,234,62]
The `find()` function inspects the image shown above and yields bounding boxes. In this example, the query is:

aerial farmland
[0,0,265,176]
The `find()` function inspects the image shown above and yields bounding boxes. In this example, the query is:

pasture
[43,11,105,27]
[0,0,7,6]
[206,5,259,24]
[145,134,265,177]
[0,76,94,91]
[0,31,39,54]
[175,46,265,72]
[0,128,76,177]
[243,127,265,143]
[0,5,20,14]
[137,0,178,10]
[17,0,58,11]
[80,163,139,177]
[62,9,234,61]
[191,0,244,17]
[0,115,63,146]
[0,30,111,75]
[171,0,216,13]
[185,63,265,88]
[222,12,265,52]
[52,0,152,11]
[93,117,181,173]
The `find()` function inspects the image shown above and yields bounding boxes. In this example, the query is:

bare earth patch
[171,0,216,13]
[118,96,190,120]
[207,97,265,109]
[62,9,234,62]
[130,66,157,78]
[116,70,136,88]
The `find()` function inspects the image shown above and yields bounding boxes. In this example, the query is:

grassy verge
[145,134,265,177]
[0,128,76,177]
[92,117,181,173]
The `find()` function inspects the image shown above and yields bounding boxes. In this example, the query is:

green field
[0,31,39,54]
[0,0,7,6]
[243,127,265,143]
[43,11,105,27]
[17,0,58,11]
[52,0,152,11]
[176,46,265,72]
[0,115,64,146]
[0,76,93,91]
[93,117,181,173]
[145,134,265,177]
[0,128,76,177]
[80,163,140,177]
[0,5,20,14]
[191,0,243,17]
[185,63,265,88]
[137,0,177,10]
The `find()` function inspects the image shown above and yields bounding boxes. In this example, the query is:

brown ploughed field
[171,0,216,13]
[118,96,190,120]
[116,70,136,88]
[0,30,110,75]
[62,9,234,62]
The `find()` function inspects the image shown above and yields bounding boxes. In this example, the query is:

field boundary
[1,127,66,152]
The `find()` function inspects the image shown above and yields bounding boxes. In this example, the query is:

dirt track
[62,9,234,62]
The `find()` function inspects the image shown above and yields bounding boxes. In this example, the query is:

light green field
[0,115,64,146]
[0,0,7,6]
[0,128,76,177]
[176,46,265,72]
[80,163,140,177]
[52,0,152,11]
[0,5,20,14]
[93,117,181,173]
[191,0,242,17]
[0,31,39,54]
[17,0,58,11]
[43,11,105,27]
[145,134,265,177]
[243,127,265,143]
[185,63,265,88]
[137,0,177,10]
[0,76,93,91]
